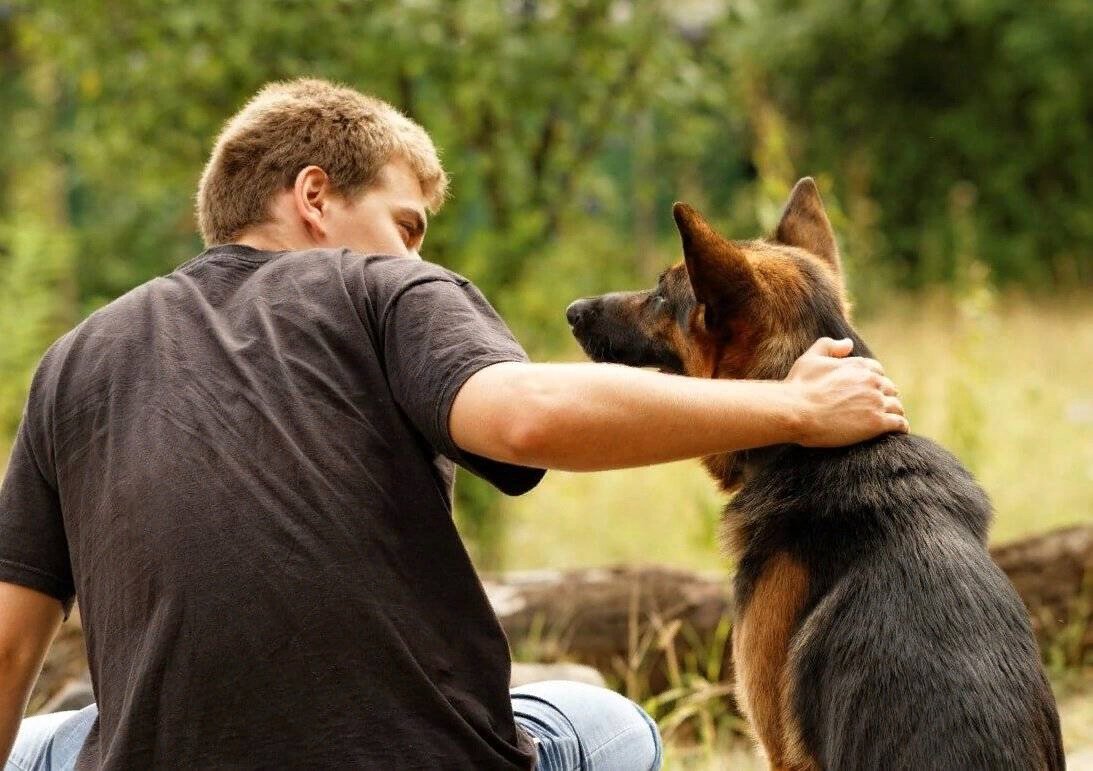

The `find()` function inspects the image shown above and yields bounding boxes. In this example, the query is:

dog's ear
[774,177,840,274]
[673,202,757,331]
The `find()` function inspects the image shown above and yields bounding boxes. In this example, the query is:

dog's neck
[702,445,788,494]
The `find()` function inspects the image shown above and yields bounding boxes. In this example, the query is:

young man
[0,79,906,770]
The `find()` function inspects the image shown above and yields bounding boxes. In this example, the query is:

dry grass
[500,292,1093,571]
[661,680,1093,770]
[501,289,1093,766]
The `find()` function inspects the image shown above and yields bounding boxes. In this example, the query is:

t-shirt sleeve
[0,363,75,615]
[381,276,546,496]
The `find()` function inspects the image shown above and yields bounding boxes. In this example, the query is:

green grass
[499,291,1093,571]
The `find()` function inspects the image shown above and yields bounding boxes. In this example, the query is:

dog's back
[566,180,1066,768]
[731,434,1065,770]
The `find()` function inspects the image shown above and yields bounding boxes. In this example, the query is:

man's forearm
[452,362,805,472]
[0,653,45,764]
[0,583,65,764]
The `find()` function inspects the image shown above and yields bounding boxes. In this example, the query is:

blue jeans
[6,680,662,771]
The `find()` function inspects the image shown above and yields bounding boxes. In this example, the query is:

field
[2,292,1090,765]
[497,291,1093,767]
[499,292,1093,571]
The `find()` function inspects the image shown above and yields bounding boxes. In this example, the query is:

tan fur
[773,177,841,274]
[665,236,831,384]
[665,307,720,378]
[732,552,816,771]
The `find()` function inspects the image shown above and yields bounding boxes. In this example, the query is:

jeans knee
[634,701,664,771]
[585,687,661,771]
[512,680,663,771]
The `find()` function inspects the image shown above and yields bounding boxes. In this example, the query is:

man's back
[3,245,541,769]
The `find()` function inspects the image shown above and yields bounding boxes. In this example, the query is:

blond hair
[196,78,448,246]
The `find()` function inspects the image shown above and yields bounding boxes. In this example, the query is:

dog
[566,178,1065,770]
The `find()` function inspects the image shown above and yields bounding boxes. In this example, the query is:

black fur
[566,293,684,372]
[732,435,1065,770]
[733,256,1064,769]
[568,245,1066,770]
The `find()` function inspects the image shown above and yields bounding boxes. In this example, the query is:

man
[0,79,906,770]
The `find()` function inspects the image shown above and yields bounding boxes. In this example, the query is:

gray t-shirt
[0,245,545,769]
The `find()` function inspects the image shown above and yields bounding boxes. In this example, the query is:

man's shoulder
[333,251,477,322]
[338,249,470,290]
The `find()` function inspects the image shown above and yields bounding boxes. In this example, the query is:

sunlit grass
[500,292,1093,571]
[660,677,1093,769]
[503,290,1093,764]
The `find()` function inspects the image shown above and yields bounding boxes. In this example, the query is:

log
[28,526,1093,712]
[990,525,1093,665]
[485,525,1093,688]
[485,565,735,693]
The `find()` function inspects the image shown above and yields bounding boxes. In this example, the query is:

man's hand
[0,582,63,764]
[786,337,908,447]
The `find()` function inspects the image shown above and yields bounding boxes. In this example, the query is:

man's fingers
[879,376,899,396]
[849,357,885,376]
[885,414,911,434]
[884,396,905,416]
[807,336,853,358]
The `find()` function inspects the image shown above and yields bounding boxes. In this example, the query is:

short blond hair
[196,78,448,246]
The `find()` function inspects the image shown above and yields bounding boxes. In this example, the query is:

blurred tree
[734,0,1093,287]
[0,6,78,441]
[23,0,716,299]
[2,0,1091,562]
[9,0,726,567]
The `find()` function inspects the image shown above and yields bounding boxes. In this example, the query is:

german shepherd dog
[566,179,1065,770]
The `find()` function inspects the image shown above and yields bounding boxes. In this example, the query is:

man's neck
[233,223,310,253]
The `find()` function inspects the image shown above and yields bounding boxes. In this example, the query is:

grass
[498,288,1093,765]
[658,677,1093,769]
[499,291,1093,571]
[2,289,1090,764]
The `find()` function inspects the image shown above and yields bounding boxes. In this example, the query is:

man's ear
[773,177,840,273]
[293,165,332,241]
[672,202,757,331]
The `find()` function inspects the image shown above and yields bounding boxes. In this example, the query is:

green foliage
[736,0,1093,287]
[20,0,711,300]
[0,10,77,439]
[454,471,508,571]
[0,223,75,437]
[2,0,1091,553]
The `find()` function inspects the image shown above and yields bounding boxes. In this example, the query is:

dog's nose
[566,299,595,328]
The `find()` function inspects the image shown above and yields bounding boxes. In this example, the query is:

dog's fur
[566,178,1065,770]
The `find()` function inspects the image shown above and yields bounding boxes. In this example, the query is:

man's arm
[0,582,63,763]
[451,337,907,472]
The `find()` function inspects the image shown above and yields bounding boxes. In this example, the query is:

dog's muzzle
[565,298,599,332]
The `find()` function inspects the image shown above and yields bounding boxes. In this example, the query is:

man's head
[196,78,447,256]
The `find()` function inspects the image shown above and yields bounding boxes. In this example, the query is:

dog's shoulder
[733,433,992,549]
[738,435,1066,770]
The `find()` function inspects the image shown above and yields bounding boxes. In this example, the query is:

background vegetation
[2,0,1091,763]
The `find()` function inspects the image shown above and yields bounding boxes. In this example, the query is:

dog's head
[567,177,865,382]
